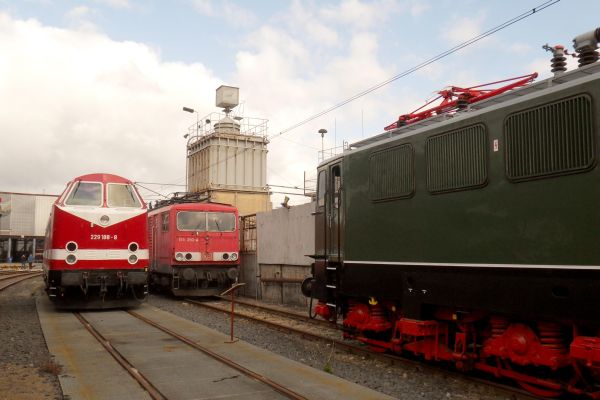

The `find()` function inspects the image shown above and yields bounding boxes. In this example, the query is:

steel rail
[0,272,42,291]
[127,309,309,400]
[186,298,538,400]
[212,296,341,329]
[0,271,40,281]
[74,312,167,400]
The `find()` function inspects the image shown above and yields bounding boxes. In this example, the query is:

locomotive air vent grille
[369,144,414,201]
[505,95,595,181]
[426,124,487,193]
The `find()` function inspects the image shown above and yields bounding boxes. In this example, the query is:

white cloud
[93,0,132,9]
[444,13,486,45]
[409,1,430,17]
[321,0,393,30]
[192,0,256,27]
[192,0,214,16]
[508,42,532,55]
[288,1,338,47]
[65,6,98,31]
[0,13,220,196]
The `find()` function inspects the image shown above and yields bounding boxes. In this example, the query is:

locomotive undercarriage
[151,265,238,297]
[45,269,148,309]
[310,260,600,398]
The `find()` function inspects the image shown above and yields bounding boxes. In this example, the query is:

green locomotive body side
[311,65,600,322]
[342,75,599,267]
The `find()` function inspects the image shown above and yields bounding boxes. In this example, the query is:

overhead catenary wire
[269,0,560,140]
[163,0,560,196]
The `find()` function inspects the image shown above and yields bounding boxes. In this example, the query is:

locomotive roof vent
[573,27,600,67]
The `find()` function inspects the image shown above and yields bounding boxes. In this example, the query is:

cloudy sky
[1,0,598,205]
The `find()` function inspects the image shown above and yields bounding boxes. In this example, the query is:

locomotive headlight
[66,241,78,252]
[222,253,229,260]
[230,252,238,261]
[100,215,110,225]
[128,242,139,252]
[185,253,192,260]
[128,254,138,264]
[66,254,77,265]
[175,252,184,261]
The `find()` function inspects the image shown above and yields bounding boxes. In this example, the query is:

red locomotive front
[43,173,148,308]
[148,199,239,296]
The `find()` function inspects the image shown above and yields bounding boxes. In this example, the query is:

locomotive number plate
[178,237,199,242]
[90,234,118,240]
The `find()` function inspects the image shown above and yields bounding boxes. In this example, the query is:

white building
[0,191,58,263]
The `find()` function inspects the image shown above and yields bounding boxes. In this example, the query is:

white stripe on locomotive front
[57,205,146,227]
[173,252,237,261]
[46,249,149,260]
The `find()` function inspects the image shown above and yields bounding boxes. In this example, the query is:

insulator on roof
[542,44,568,75]
[573,27,600,68]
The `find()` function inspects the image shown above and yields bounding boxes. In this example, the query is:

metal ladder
[325,263,338,312]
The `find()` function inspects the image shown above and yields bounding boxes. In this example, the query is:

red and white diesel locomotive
[43,173,148,308]
[148,195,239,296]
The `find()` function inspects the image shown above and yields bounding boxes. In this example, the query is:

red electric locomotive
[43,173,148,308]
[148,196,239,296]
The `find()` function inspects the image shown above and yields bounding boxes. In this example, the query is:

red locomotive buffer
[148,198,240,296]
[43,173,149,308]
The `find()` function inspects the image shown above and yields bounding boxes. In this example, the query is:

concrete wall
[253,202,315,306]
[239,252,258,298]
[257,202,314,266]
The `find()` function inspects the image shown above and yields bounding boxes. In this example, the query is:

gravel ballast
[0,275,62,400]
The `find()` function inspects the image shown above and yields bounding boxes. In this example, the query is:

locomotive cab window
[177,211,236,232]
[177,211,206,231]
[107,184,142,208]
[207,212,236,232]
[317,170,326,208]
[161,212,169,231]
[65,182,103,206]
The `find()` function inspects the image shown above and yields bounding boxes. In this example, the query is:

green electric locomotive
[304,27,600,397]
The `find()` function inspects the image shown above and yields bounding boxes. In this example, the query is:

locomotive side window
[207,212,236,232]
[332,166,341,209]
[177,211,206,231]
[369,144,414,201]
[107,184,142,208]
[505,94,595,181]
[317,170,326,208]
[65,182,103,206]
[161,212,169,231]
[426,124,487,193]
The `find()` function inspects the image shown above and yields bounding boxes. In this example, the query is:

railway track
[186,296,539,400]
[0,271,42,292]
[74,309,309,400]
[188,297,341,340]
